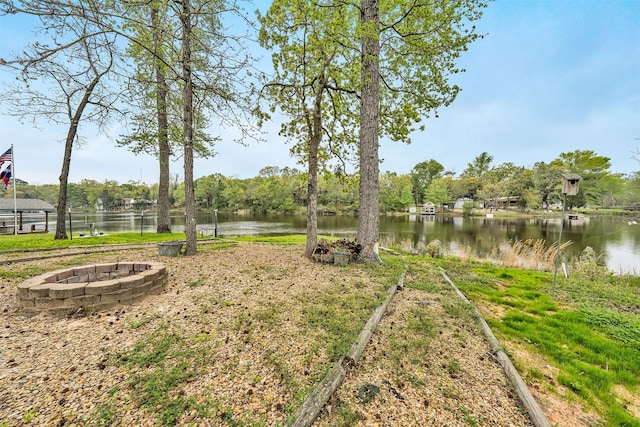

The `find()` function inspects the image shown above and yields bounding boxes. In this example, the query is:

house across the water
[421,202,437,215]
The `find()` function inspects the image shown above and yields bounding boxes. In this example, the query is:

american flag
[0,148,11,166]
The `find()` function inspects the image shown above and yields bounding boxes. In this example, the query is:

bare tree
[1,0,260,250]
[0,7,122,239]
[118,0,218,235]
[174,0,259,255]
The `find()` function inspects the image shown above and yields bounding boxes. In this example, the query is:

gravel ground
[1,241,535,426]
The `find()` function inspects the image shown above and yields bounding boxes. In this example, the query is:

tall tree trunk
[304,80,326,258]
[305,140,319,258]
[181,0,197,255]
[357,0,381,262]
[153,5,171,234]
[55,73,102,240]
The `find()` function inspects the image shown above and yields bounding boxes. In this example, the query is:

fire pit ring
[16,262,167,315]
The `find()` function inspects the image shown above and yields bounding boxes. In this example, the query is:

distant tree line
[9,149,640,214]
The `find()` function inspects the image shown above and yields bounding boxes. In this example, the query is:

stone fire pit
[16,262,167,315]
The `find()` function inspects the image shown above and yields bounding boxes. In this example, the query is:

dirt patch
[612,384,640,419]
[0,241,550,425]
[315,287,533,426]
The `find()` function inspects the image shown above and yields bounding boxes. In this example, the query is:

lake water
[8,211,640,274]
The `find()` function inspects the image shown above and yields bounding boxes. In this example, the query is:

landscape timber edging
[290,271,405,427]
[291,266,551,427]
[15,261,167,316]
[437,266,552,427]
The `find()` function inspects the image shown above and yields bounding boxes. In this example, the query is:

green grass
[230,234,308,244]
[0,232,194,251]
[302,288,387,361]
[109,323,216,426]
[433,259,640,425]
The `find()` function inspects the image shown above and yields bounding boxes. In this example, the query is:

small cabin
[421,202,436,215]
[122,198,135,209]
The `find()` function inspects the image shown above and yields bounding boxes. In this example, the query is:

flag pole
[12,144,17,235]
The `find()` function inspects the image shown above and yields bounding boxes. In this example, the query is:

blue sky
[0,0,639,185]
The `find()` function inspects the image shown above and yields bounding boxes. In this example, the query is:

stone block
[96,272,112,280]
[138,269,160,282]
[53,269,75,282]
[121,293,147,305]
[35,297,65,309]
[119,275,145,290]
[64,294,100,307]
[85,279,120,295]
[117,262,136,272]
[133,263,149,272]
[100,288,133,303]
[147,262,166,274]
[18,297,35,308]
[73,266,96,276]
[136,281,153,294]
[146,261,165,269]
[66,274,90,284]
[17,277,45,298]
[38,272,56,283]
[28,284,53,299]
[95,264,116,273]
[49,282,87,299]
[153,277,167,288]
[112,269,130,279]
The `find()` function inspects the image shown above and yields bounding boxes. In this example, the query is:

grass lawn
[434,257,640,425]
[0,232,192,252]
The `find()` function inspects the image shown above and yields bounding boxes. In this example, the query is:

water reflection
[8,211,640,274]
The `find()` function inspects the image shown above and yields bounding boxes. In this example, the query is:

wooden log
[346,272,404,365]
[290,272,405,427]
[290,360,347,427]
[438,267,552,427]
